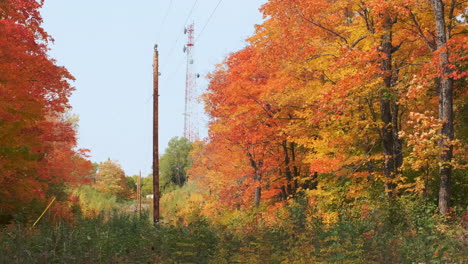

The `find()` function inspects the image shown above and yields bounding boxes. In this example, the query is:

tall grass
[1,195,466,263]
[0,211,217,264]
[73,186,119,217]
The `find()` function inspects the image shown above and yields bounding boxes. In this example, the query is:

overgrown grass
[1,195,466,263]
[0,211,217,264]
[73,185,119,217]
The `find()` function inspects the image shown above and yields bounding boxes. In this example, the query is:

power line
[196,0,224,41]
[149,0,176,105]
[183,0,199,27]
[163,0,223,76]
[167,56,186,82]
[148,0,174,104]
[156,0,174,42]
[161,0,199,72]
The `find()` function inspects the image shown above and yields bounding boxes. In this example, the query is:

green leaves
[160,137,193,192]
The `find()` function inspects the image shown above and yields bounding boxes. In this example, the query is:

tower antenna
[183,23,199,142]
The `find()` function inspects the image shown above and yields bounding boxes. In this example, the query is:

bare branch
[351,35,368,48]
[357,1,375,33]
[448,0,456,37]
[290,8,349,45]
[322,72,337,85]
[306,54,339,60]
[407,8,436,51]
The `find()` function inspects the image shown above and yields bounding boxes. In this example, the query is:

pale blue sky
[40,0,266,177]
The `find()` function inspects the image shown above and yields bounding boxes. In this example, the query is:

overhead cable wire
[166,56,186,82]
[155,0,174,42]
[183,0,199,27]
[195,0,224,41]
[147,0,174,104]
[164,0,221,78]
[149,0,198,105]
[161,0,199,72]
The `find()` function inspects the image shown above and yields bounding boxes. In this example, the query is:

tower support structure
[183,23,199,141]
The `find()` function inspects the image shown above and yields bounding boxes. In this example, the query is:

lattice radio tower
[183,23,199,141]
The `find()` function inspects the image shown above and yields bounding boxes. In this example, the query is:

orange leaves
[199,41,313,208]
[310,155,344,174]
[0,0,92,219]
[188,0,467,224]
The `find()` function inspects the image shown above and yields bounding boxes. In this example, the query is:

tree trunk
[431,0,454,215]
[254,181,262,207]
[280,185,287,201]
[380,15,402,197]
[290,142,300,190]
[282,141,293,195]
[248,152,262,207]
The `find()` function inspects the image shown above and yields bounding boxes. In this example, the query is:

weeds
[1,196,466,263]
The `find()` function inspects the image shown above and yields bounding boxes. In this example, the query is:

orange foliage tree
[190,0,466,215]
[0,0,92,222]
[191,45,313,208]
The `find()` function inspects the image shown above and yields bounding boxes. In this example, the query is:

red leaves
[0,0,92,218]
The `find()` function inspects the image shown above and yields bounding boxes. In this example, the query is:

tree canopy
[94,160,130,200]
[0,0,93,223]
[160,137,193,192]
[189,0,467,215]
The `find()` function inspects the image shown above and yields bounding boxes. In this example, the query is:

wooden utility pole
[137,170,142,216]
[153,44,160,224]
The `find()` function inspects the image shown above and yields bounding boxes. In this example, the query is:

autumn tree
[428,0,457,215]
[256,0,466,200]
[94,160,130,200]
[201,45,315,207]
[0,0,92,222]
[190,138,259,212]
[395,0,466,213]
[192,0,466,216]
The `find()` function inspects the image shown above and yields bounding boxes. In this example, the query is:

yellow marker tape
[32,197,56,228]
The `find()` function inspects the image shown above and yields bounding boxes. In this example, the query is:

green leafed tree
[141,175,153,197]
[160,137,193,193]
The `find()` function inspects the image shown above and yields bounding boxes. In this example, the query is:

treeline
[74,137,193,217]
[163,0,468,261]
[189,0,467,215]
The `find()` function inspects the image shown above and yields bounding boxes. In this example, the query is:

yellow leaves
[160,182,205,225]
[198,0,466,229]
[305,186,341,227]
[320,211,340,225]
[396,176,426,194]
[399,111,443,172]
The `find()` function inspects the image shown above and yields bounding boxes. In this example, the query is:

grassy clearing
[1,196,467,264]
